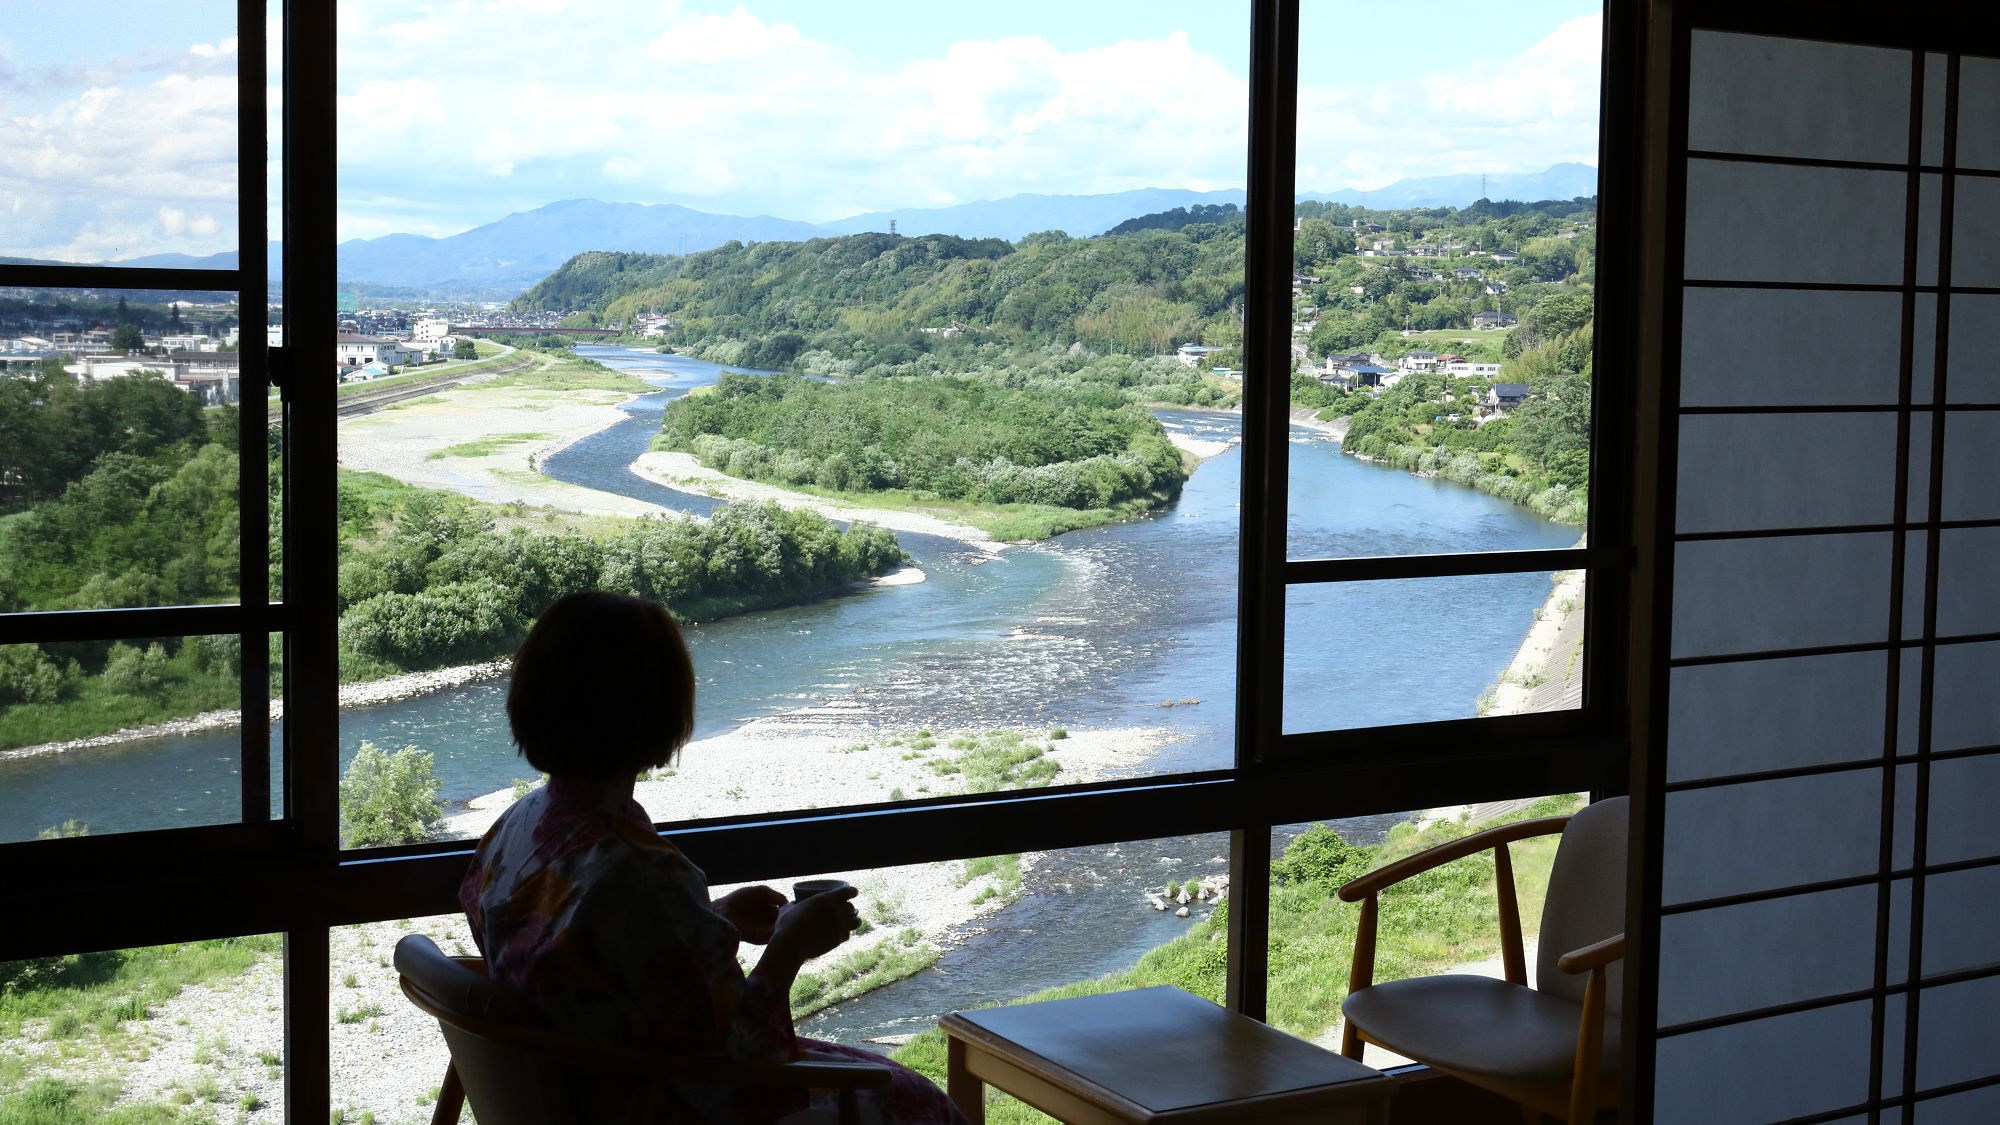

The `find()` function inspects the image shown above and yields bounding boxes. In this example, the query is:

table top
[941,986,1391,1116]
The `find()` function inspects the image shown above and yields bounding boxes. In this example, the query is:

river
[0,344,1575,1040]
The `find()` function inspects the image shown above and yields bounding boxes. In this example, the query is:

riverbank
[633,450,1005,549]
[339,377,672,519]
[1481,559,1587,718]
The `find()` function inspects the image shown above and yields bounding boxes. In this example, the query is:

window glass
[0,935,283,1116]
[1286,3,1598,562]
[0,633,271,843]
[0,3,240,266]
[330,1,1250,846]
[0,287,246,612]
[1268,794,1583,1070]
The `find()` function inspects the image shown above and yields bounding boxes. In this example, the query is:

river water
[0,345,1576,1040]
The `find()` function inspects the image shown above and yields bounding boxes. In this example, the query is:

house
[413,317,454,342]
[1472,310,1519,329]
[1484,281,1509,296]
[336,332,406,368]
[1454,267,1485,281]
[1490,250,1520,264]
[1484,383,1531,411]
[1445,360,1504,378]
[1408,266,1439,281]
[1320,358,1393,387]
[161,334,212,352]
[1175,344,1222,367]
[1398,350,1441,373]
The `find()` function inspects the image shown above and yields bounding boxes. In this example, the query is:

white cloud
[4,2,1603,257]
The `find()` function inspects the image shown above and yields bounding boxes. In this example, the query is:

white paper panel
[1687,32,1912,163]
[1894,762,1919,870]
[1940,413,2000,521]
[1905,531,1929,642]
[1907,415,1933,525]
[1958,56,2000,171]
[1684,160,1908,285]
[1899,651,1923,755]
[1890,877,1912,987]
[1679,288,1904,407]
[1667,652,1887,782]
[1915,291,1939,406]
[1654,1001,1873,1123]
[1953,176,2000,288]
[1916,975,2000,1092]
[1671,533,1892,659]
[1922,865,2000,977]
[1926,753,2000,865]
[1932,641,2000,752]
[1945,294,1999,403]
[1663,771,1881,904]
[1657,886,1879,1026]
[1919,173,1942,287]
[1935,528,2000,638]
[1884,991,1907,1098]
[1677,413,1899,532]
[1924,53,1950,166]
[1915,1083,2000,1123]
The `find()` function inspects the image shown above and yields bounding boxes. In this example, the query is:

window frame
[0,2,1634,1120]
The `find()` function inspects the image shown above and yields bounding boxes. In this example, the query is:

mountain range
[97,163,1597,298]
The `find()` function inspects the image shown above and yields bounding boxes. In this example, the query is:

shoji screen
[1645,19,2000,1124]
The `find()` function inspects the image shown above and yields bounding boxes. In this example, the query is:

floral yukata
[461,776,965,1125]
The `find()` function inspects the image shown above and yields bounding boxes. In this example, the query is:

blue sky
[0,1,1601,260]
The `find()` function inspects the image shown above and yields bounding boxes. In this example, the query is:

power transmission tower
[889,219,898,237]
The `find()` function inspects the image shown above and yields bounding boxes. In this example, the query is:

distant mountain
[333,199,825,296]
[821,187,1249,241]
[70,163,1596,298]
[1300,162,1600,210]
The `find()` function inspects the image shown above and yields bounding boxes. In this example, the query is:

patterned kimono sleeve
[576,846,796,1062]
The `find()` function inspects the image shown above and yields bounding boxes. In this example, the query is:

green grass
[425,432,551,461]
[889,795,1584,1124]
[0,667,237,755]
[474,352,651,394]
[329,347,522,399]
[789,929,939,1021]
[0,936,279,1054]
[0,1078,218,1124]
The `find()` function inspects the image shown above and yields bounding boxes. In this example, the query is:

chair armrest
[1337,816,1571,902]
[764,1061,894,1089]
[1556,933,1625,975]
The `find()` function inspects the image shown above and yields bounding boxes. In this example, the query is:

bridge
[452,325,618,337]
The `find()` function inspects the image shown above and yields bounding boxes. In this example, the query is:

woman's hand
[767,885,861,964]
[712,885,788,945]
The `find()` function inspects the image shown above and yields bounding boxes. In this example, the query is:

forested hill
[513,196,1591,376]
[514,221,1248,369]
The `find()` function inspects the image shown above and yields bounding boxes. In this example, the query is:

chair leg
[430,1062,465,1125]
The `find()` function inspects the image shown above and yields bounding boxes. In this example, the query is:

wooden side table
[940,986,1394,1124]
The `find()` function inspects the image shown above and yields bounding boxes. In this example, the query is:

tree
[339,741,445,847]
[110,323,144,352]
[452,338,477,360]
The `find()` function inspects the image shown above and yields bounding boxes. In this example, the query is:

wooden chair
[393,934,891,1125]
[1335,796,1627,1125]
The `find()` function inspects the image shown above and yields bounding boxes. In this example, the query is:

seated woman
[460,590,966,1124]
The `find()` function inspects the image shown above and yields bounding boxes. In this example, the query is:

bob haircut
[507,591,697,780]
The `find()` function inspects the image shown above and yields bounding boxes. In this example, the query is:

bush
[0,645,72,705]
[101,642,170,697]
[339,741,445,848]
[1271,823,1374,890]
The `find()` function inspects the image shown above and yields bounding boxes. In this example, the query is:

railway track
[266,355,538,423]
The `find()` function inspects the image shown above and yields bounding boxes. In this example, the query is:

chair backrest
[394,934,649,1125]
[1535,796,1628,1015]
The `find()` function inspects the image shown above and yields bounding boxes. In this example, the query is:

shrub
[0,645,72,705]
[339,741,445,848]
[1270,823,1374,890]
[101,642,170,696]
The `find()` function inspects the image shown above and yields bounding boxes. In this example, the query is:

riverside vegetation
[656,372,1188,540]
[0,350,905,754]
[516,195,1594,524]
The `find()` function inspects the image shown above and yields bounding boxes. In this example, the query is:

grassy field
[890,794,1583,1124]
[1384,329,1511,362]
